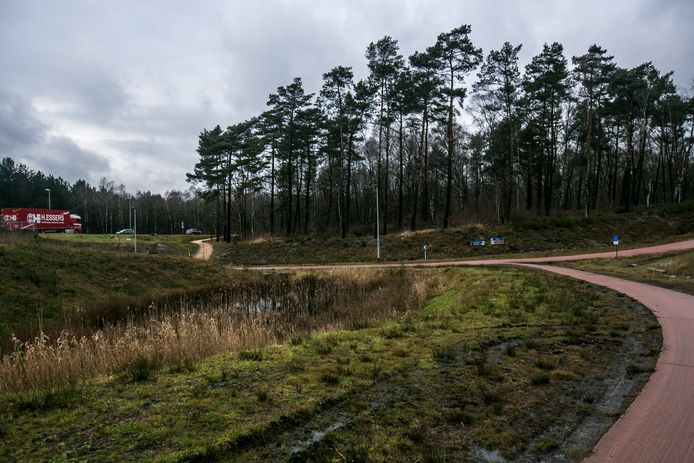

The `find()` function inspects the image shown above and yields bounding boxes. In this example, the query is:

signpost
[470,239,486,246]
[613,234,619,258]
[422,240,429,261]
[490,237,505,245]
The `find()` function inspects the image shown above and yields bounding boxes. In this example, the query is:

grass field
[212,202,694,265]
[0,232,224,346]
[562,250,694,295]
[42,232,203,257]
[0,267,660,462]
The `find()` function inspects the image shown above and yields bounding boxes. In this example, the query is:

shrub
[129,356,156,382]
[238,349,264,361]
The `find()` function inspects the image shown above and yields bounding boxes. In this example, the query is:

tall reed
[1,270,434,393]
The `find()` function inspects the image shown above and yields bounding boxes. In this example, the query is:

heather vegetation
[214,202,694,265]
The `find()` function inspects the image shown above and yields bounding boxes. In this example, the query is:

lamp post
[133,207,138,253]
[45,188,51,209]
[374,181,380,260]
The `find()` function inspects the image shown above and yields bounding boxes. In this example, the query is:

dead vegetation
[0,270,436,393]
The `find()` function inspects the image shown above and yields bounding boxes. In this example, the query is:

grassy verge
[0,233,223,343]
[561,250,694,295]
[212,202,694,265]
[0,267,661,462]
[42,233,202,257]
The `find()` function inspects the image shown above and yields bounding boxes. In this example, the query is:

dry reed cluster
[1,270,432,393]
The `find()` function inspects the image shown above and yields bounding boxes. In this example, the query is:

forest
[2,25,693,239]
[189,25,694,242]
[0,157,209,234]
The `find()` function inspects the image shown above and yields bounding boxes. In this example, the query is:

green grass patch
[0,233,229,342]
[563,249,694,295]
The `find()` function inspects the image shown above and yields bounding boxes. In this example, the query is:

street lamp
[133,207,138,253]
[45,188,51,209]
[374,181,380,260]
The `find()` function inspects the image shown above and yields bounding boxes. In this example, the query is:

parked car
[185,228,202,235]
[115,228,135,235]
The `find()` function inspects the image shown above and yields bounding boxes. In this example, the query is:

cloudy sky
[1,0,692,194]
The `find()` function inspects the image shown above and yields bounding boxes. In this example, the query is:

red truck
[1,208,82,233]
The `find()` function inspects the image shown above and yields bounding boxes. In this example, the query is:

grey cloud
[0,89,48,152]
[1,0,691,193]
[25,136,111,182]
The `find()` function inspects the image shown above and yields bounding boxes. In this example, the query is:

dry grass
[248,234,275,244]
[0,270,435,393]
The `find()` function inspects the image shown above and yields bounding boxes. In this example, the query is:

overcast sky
[1,0,692,194]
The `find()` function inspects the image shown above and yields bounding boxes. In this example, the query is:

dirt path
[191,238,213,261]
[517,264,694,462]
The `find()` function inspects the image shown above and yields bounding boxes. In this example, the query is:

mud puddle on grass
[288,414,350,455]
[519,297,660,462]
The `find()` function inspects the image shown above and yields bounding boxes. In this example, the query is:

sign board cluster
[469,237,506,246]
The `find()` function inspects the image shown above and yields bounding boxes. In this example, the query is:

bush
[129,356,156,382]
[238,349,264,361]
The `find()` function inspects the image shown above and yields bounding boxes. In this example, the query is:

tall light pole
[45,188,51,209]
[374,181,380,260]
[133,207,138,253]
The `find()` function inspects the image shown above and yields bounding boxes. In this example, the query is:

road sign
[490,237,505,245]
[613,234,619,246]
[470,239,485,246]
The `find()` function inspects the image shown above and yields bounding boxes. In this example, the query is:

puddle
[289,415,349,455]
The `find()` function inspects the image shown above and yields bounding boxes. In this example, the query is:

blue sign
[470,239,486,246]
[613,234,620,245]
[490,237,505,245]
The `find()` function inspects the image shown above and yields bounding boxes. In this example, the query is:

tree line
[189,25,694,242]
[0,157,211,234]
[3,25,692,240]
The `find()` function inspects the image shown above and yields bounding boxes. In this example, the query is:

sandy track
[191,238,213,261]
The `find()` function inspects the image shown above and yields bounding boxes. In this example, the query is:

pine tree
[473,42,523,223]
[431,25,482,228]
